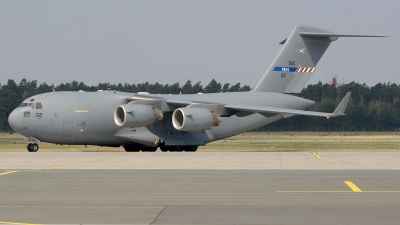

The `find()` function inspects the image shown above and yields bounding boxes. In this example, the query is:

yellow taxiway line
[345,181,362,192]
[0,170,18,176]
[311,151,323,159]
[278,180,400,193]
[277,190,400,193]
[0,221,42,225]
[44,166,70,170]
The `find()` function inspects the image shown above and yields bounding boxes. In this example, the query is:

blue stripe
[273,67,297,72]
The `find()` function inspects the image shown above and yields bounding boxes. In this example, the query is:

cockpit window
[35,102,43,109]
[20,102,43,109]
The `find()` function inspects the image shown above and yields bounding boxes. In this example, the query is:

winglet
[330,92,352,117]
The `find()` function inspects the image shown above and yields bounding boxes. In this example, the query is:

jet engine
[114,104,163,127]
[172,108,221,131]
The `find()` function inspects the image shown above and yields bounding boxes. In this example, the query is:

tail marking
[296,67,316,73]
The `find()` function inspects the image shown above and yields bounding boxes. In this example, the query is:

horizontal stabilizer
[299,32,388,38]
[225,92,352,119]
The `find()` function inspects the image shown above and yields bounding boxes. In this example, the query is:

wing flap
[225,104,330,118]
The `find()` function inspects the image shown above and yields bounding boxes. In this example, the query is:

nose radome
[8,109,21,131]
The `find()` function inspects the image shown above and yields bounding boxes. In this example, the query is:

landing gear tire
[160,144,169,152]
[184,146,198,152]
[170,146,183,152]
[27,143,39,152]
[123,145,140,152]
[141,147,157,152]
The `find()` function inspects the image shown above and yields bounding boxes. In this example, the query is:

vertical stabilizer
[253,26,332,93]
[253,26,386,93]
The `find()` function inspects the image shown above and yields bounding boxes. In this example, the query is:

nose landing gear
[27,143,39,152]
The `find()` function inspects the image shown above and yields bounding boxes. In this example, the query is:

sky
[1,0,398,89]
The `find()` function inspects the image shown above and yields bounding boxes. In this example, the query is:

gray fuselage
[8,90,314,147]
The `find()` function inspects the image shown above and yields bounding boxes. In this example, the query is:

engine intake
[172,108,221,131]
[114,104,163,127]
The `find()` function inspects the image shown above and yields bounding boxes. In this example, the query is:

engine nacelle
[172,108,221,131]
[114,104,163,127]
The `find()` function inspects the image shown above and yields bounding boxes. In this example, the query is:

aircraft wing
[225,92,351,118]
[130,92,351,118]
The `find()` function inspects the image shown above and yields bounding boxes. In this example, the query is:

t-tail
[252,25,386,93]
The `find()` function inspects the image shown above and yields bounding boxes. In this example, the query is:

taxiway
[0,152,399,225]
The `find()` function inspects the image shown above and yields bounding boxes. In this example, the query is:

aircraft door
[62,121,73,138]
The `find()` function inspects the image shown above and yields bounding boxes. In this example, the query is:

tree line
[1,79,400,132]
[273,81,400,131]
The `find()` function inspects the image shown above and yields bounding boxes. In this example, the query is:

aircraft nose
[8,109,21,131]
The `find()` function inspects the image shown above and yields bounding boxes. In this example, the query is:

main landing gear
[27,143,39,152]
[124,144,198,152]
[160,144,197,152]
[123,145,140,152]
[123,145,158,152]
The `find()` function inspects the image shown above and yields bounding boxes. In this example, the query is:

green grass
[0,140,124,152]
[1,139,399,152]
[202,139,400,151]
[1,132,400,152]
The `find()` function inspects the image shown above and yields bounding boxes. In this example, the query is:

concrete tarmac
[0,152,400,224]
[0,151,400,170]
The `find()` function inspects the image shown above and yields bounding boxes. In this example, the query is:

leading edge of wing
[225,92,352,118]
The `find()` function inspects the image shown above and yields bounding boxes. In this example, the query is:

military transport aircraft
[8,26,384,152]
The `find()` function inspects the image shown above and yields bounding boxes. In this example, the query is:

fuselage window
[19,103,28,107]
[35,102,43,109]
[24,111,30,117]
[28,103,34,108]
